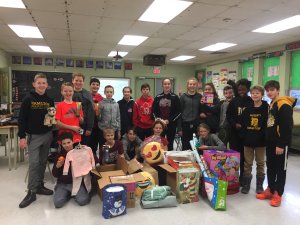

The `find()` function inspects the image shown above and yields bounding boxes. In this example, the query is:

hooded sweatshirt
[73,88,95,132]
[241,100,269,147]
[98,98,120,131]
[266,96,297,148]
[18,91,54,138]
[132,95,154,129]
[179,92,202,124]
[118,97,134,135]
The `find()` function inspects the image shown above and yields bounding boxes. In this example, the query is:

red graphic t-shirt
[55,101,83,143]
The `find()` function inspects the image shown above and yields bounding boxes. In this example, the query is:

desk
[0,125,19,170]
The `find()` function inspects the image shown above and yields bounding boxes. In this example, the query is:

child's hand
[198,145,208,150]
[119,154,125,158]
[56,157,65,168]
[72,126,81,133]
[235,123,242,129]
[200,113,206,118]
[276,146,284,155]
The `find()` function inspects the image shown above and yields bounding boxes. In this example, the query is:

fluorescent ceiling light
[29,45,52,53]
[118,35,148,46]
[170,55,195,61]
[139,0,193,23]
[252,15,300,33]
[108,51,128,57]
[199,42,237,51]
[0,0,25,8]
[8,25,43,38]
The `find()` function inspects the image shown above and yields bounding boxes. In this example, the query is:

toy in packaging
[203,150,240,194]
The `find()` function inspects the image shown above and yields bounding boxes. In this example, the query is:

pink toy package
[203,150,240,195]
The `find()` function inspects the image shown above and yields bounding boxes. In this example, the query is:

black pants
[164,123,177,151]
[81,133,91,147]
[181,122,198,151]
[229,130,244,179]
[266,143,288,196]
[89,127,101,154]
[136,126,152,141]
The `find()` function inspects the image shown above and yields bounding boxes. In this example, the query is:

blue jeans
[53,182,90,208]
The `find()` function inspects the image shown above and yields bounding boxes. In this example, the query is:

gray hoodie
[98,98,120,131]
[200,133,226,151]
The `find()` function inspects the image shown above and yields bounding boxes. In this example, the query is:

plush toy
[44,107,57,127]
[143,142,164,165]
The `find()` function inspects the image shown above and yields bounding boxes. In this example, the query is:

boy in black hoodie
[226,79,253,182]
[256,80,297,207]
[240,85,268,194]
[18,73,55,208]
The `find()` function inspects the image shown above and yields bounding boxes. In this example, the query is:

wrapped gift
[203,150,240,194]
[102,184,127,219]
[176,167,200,204]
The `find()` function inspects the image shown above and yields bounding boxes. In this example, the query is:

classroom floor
[0,147,300,225]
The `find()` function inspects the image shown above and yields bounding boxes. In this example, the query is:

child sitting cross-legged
[52,132,92,208]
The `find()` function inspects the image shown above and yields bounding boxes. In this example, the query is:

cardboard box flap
[98,170,125,189]
[91,168,101,178]
[127,159,143,174]
[110,175,135,184]
[132,173,147,182]
[117,157,129,172]
[159,164,177,173]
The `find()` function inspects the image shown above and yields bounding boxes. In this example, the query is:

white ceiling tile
[127,21,164,36]
[98,17,135,34]
[90,49,110,58]
[69,14,100,31]
[92,42,116,51]
[33,11,67,29]
[40,28,69,41]
[164,39,192,48]
[68,0,105,16]
[238,0,285,10]
[0,24,16,36]
[196,0,243,6]
[70,30,97,42]
[71,48,91,56]
[171,2,229,26]
[151,48,175,54]
[0,8,35,25]
[200,17,242,29]
[47,40,70,48]
[113,45,136,52]
[24,0,66,13]
[103,0,152,20]
[140,38,170,48]
[217,6,264,20]
[96,33,123,44]
[177,27,218,41]
[71,41,93,49]
[22,38,48,45]
[154,24,193,39]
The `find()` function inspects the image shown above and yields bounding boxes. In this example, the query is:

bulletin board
[290,51,300,88]
[242,60,254,81]
[12,70,72,102]
[263,57,280,84]
[92,77,130,102]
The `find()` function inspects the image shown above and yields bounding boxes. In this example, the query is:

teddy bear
[44,107,57,127]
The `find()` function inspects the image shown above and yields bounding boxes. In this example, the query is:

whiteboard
[93,77,130,102]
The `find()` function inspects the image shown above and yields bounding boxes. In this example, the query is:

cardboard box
[110,175,136,208]
[167,156,196,170]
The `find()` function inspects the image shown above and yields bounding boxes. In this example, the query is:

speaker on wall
[143,54,166,66]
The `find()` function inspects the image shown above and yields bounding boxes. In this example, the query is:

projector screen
[92,77,130,102]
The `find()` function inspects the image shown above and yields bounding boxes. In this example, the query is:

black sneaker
[19,191,36,208]
[36,183,53,195]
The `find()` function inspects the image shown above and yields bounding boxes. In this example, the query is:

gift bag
[203,172,228,210]
[102,184,127,219]
[203,150,240,194]
[176,167,200,204]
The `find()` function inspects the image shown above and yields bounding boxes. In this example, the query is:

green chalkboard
[263,57,280,84]
[242,61,254,81]
[290,51,300,88]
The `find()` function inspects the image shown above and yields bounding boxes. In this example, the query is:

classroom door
[135,77,155,99]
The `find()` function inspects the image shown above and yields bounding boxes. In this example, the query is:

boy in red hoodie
[133,83,154,140]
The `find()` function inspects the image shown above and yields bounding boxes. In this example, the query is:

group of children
[17,72,296,209]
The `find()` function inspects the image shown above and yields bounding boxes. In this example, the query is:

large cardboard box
[110,175,136,208]
[91,158,158,207]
